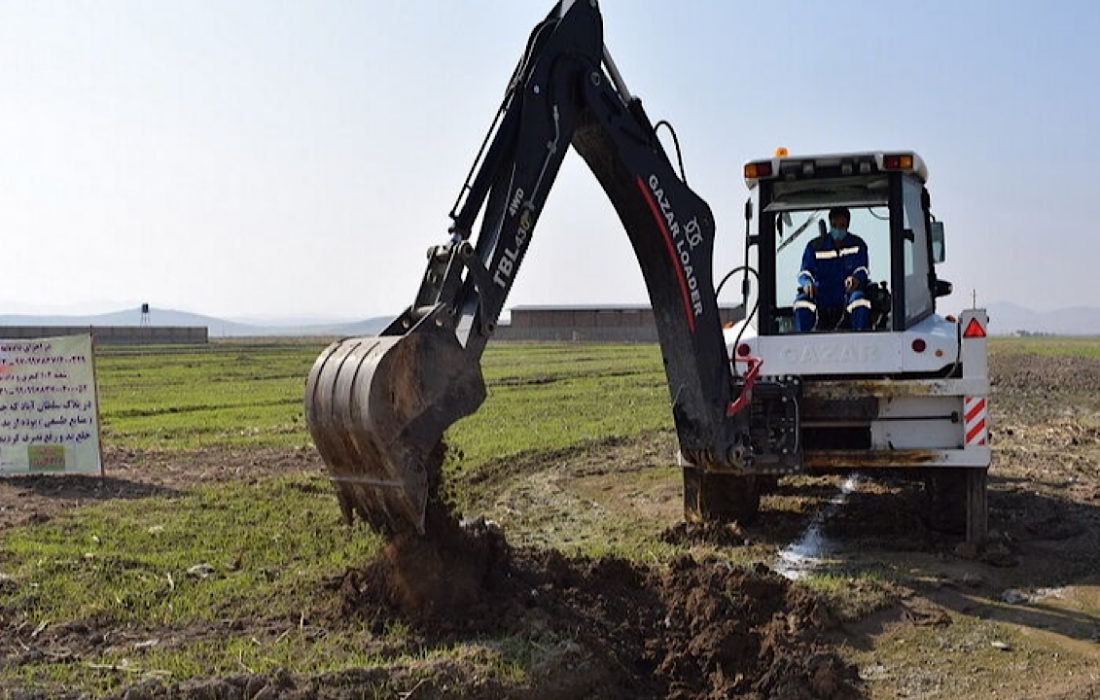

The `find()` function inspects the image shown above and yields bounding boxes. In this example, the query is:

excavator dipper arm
[306,0,787,535]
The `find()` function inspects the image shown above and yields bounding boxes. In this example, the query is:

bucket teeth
[304,329,486,535]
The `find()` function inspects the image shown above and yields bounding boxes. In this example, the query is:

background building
[494,304,744,342]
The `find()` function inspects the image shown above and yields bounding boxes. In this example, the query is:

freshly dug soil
[364,502,513,629]
[316,440,858,699]
[334,507,859,700]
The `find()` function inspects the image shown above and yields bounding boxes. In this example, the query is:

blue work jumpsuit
[794,232,871,332]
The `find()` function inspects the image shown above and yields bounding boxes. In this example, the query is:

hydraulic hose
[716,265,760,377]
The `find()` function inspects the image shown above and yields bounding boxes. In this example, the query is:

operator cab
[740,151,949,337]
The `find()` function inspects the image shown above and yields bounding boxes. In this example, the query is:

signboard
[0,335,102,476]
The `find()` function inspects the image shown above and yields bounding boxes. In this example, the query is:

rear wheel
[925,467,988,544]
[925,468,966,535]
[965,467,989,545]
[683,468,761,525]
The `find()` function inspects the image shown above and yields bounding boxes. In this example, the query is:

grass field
[3,336,1099,697]
[2,340,680,695]
[95,341,673,457]
[93,337,1098,453]
[96,342,323,450]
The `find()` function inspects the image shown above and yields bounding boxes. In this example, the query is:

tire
[924,468,967,535]
[683,467,761,525]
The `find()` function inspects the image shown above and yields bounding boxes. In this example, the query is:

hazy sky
[2,1,1097,320]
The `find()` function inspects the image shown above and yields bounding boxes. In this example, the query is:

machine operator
[793,207,871,332]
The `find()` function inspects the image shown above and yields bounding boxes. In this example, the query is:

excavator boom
[306,0,794,535]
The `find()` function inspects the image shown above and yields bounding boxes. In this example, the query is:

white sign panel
[0,335,102,476]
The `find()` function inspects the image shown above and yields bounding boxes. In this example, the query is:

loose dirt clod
[349,500,512,629]
[335,444,514,629]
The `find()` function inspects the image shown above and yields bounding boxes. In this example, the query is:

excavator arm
[305,0,797,535]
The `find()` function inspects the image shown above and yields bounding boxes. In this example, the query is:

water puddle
[774,474,862,580]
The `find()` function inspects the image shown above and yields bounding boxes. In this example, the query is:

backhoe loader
[304,0,991,543]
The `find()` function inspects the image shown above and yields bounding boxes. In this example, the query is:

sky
[1,1,1098,321]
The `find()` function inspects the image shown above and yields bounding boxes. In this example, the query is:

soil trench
[333,462,861,700]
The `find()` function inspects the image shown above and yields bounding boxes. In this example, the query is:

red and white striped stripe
[964,396,988,447]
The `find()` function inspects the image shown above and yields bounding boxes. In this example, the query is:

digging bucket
[305,327,486,534]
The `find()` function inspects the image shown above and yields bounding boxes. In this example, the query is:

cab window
[901,178,933,325]
[764,176,891,334]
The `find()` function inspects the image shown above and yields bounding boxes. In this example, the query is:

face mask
[829,227,847,242]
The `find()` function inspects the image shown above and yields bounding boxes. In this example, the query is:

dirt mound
[310,435,860,699]
[334,525,859,700]
[648,557,850,700]
[336,504,512,634]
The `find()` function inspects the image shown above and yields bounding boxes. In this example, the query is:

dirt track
[2,352,1100,699]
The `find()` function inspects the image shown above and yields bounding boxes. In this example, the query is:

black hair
[828,206,851,222]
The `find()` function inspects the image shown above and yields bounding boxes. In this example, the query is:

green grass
[0,476,378,627]
[94,341,674,467]
[800,569,901,621]
[448,345,671,471]
[96,342,325,450]
[9,628,526,698]
[0,473,387,696]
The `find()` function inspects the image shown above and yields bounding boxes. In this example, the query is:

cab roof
[743,151,928,190]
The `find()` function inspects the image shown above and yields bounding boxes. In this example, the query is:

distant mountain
[985,302,1100,336]
[0,308,392,338]
[7,302,1094,338]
